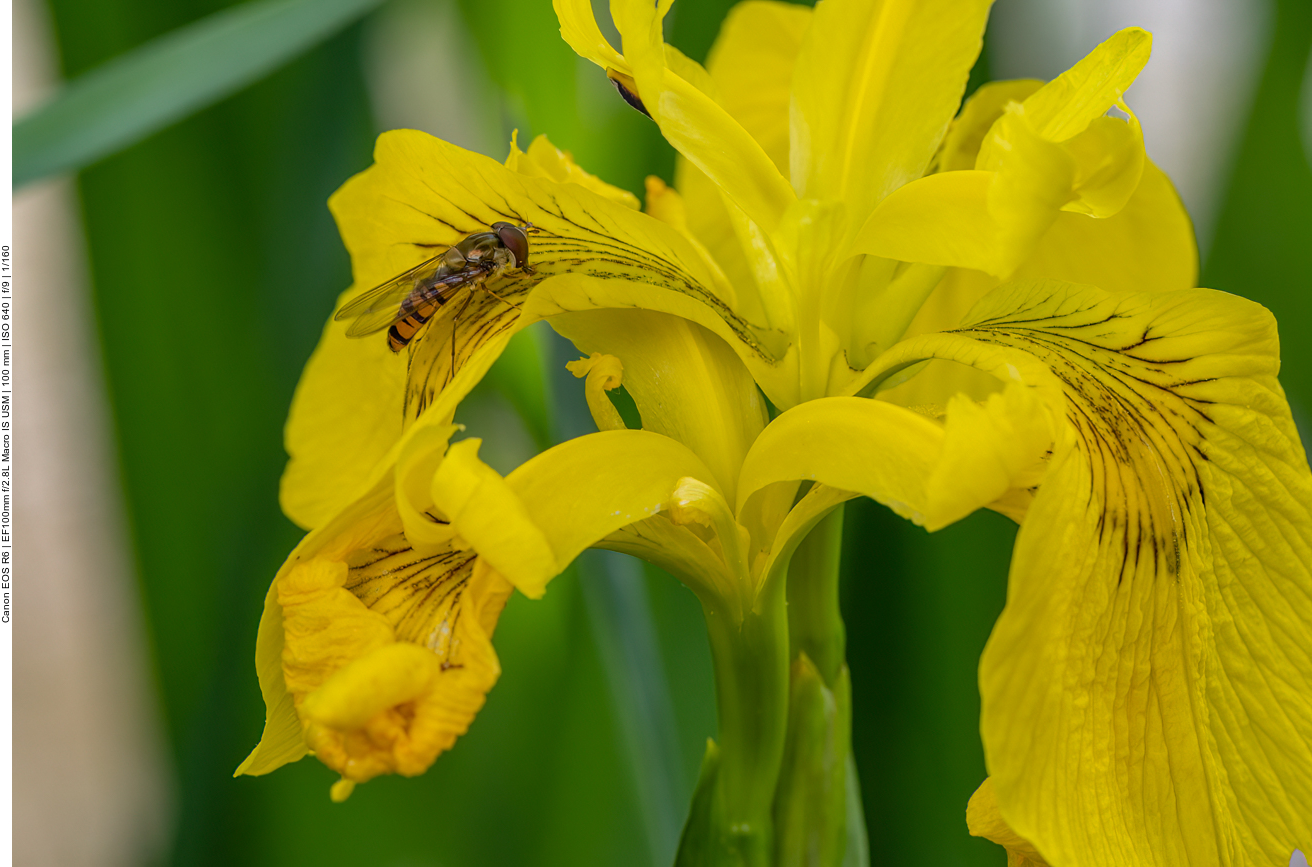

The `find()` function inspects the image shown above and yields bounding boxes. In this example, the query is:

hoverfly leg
[448,290,474,387]
[479,284,522,310]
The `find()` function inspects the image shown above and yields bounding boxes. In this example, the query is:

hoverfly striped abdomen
[334,222,533,353]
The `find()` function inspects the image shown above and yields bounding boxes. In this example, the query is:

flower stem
[786,505,847,686]
[693,577,791,867]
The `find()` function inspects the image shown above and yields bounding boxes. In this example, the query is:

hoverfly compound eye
[495,224,530,268]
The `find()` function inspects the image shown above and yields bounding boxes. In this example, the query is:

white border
[2,0,15,860]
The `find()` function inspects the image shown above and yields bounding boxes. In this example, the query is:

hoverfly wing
[334,253,452,338]
[342,267,481,339]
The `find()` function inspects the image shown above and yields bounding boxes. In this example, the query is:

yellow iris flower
[239,0,1312,863]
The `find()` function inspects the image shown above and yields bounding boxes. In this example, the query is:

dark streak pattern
[345,534,476,666]
[954,290,1212,585]
[372,195,767,430]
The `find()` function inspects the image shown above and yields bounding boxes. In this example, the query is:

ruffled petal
[239,480,513,794]
[852,28,1153,276]
[505,132,640,210]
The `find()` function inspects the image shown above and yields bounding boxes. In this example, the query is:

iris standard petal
[736,397,940,526]
[737,379,1056,534]
[706,0,812,175]
[1010,27,1151,143]
[607,0,797,234]
[790,0,992,233]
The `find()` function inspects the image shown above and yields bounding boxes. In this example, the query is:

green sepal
[772,655,852,867]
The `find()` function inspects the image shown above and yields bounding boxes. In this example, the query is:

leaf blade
[14,0,384,187]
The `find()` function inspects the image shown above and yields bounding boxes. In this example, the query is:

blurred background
[13,0,1311,864]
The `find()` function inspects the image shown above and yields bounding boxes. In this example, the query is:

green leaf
[13,0,385,187]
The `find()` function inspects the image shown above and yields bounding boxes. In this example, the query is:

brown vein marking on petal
[344,535,476,664]
[388,191,768,429]
[953,290,1214,584]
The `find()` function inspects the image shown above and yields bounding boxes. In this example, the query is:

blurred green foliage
[32,0,1310,864]
[14,0,385,186]
[1205,0,1312,417]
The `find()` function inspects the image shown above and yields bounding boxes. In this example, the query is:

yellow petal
[937,79,1044,173]
[1011,159,1196,292]
[430,438,558,598]
[853,117,1076,277]
[667,475,755,602]
[280,310,405,529]
[857,28,1155,277]
[676,159,769,327]
[926,382,1056,528]
[505,131,640,210]
[550,309,768,502]
[643,175,686,231]
[301,642,441,731]
[791,0,992,233]
[525,270,792,410]
[1014,27,1151,143]
[284,129,744,527]
[879,159,1197,411]
[608,0,796,234]
[866,279,1312,862]
[851,170,1002,273]
[735,396,941,527]
[643,174,741,302]
[234,578,309,776]
[432,427,723,598]
[754,484,855,595]
[243,483,513,790]
[1057,109,1144,217]
[738,379,1057,535]
[706,0,812,175]
[553,0,625,70]
[966,778,1051,866]
[668,0,812,336]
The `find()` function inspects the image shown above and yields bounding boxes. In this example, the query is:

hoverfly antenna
[495,223,530,268]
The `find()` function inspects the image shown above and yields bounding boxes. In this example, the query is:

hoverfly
[335,222,532,352]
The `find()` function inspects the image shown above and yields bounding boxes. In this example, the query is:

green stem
[698,577,791,867]
[786,506,847,685]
